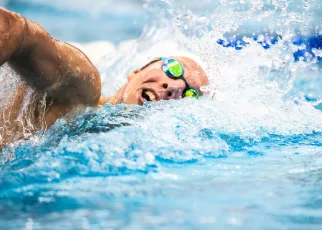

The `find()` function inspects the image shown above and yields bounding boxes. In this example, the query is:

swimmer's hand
[0,7,101,107]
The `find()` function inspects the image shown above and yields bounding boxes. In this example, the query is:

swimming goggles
[140,57,200,99]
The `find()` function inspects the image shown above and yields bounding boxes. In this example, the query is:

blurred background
[1,0,322,56]
[0,0,148,43]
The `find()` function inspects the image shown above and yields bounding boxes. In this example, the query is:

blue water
[2,101,322,229]
[1,0,322,229]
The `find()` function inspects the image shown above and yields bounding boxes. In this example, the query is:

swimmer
[0,8,209,149]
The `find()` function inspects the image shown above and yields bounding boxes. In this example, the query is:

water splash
[1,0,322,229]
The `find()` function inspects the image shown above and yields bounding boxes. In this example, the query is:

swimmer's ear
[127,69,140,81]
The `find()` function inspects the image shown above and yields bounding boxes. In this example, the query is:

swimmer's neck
[98,86,124,106]
[99,97,116,106]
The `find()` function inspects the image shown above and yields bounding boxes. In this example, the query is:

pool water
[1,0,322,229]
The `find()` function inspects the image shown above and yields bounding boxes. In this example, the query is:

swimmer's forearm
[0,7,26,66]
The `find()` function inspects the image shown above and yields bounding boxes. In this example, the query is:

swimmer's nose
[165,89,177,100]
[162,82,183,100]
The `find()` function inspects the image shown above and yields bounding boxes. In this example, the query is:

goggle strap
[140,57,163,71]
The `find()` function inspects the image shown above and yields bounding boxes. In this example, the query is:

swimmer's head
[101,56,209,105]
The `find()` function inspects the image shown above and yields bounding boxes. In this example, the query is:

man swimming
[0,7,209,149]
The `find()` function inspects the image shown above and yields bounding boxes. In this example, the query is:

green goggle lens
[184,88,200,99]
[162,58,184,78]
[160,57,200,99]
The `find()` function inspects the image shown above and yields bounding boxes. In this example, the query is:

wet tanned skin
[0,7,208,149]
[0,7,101,149]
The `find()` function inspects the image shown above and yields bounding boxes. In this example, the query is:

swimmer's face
[117,56,209,105]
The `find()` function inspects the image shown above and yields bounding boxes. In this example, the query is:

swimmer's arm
[0,7,101,106]
[0,8,25,66]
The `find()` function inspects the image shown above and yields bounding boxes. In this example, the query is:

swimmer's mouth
[141,89,158,102]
